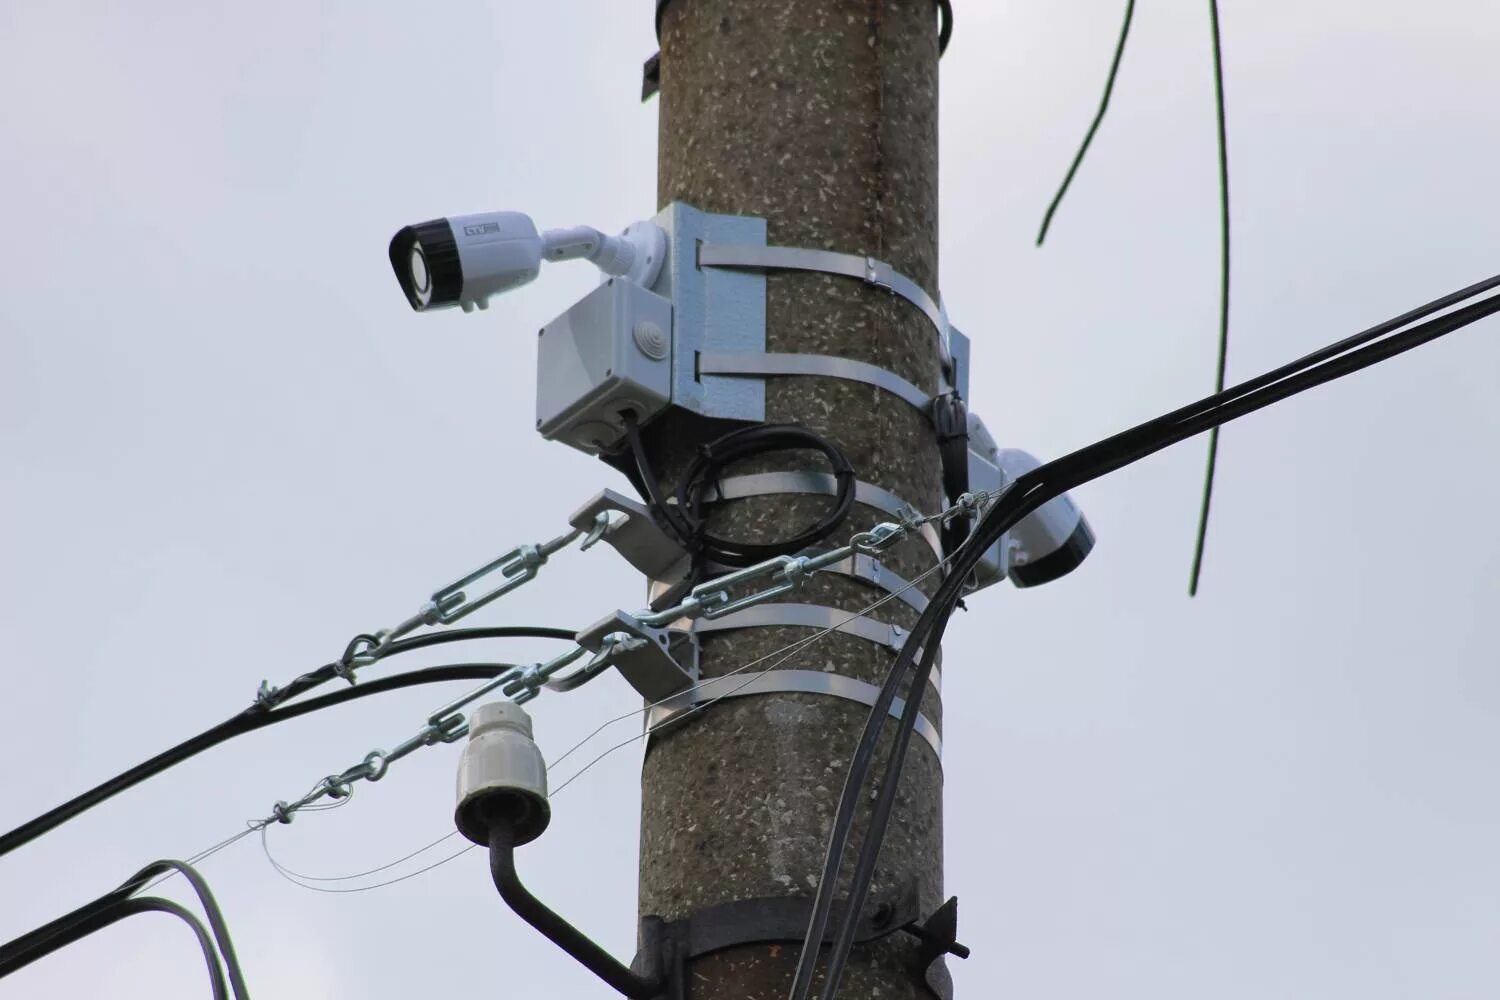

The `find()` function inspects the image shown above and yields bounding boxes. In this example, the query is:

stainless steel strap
[816,551,929,613]
[699,471,943,562]
[648,549,929,616]
[647,668,942,758]
[689,602,941,693]
[697,351,934,413]
[696,243,948,358]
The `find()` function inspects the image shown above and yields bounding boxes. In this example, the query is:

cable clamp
[541,635,639,695]
[905,896,969,1000]
[850,521,906,554]
[254,680,280,709]
[575,610,700,702]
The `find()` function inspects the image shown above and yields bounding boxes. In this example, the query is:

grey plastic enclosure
[535,279,674,454]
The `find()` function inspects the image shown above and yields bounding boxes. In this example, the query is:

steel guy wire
[546,554,956,795]
[258,549,959,893]
[264,829,460,883]
[265,487,989,828]
[248,489,991,891]
[131,794,354,897]
[258,561,951,892]
[137,827,263,896]
[544,517,982,774]
[259,826,475,895]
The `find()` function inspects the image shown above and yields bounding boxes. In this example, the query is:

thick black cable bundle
[622,413,856,569]
[790,276,1500,1000]
[0,625,575,860]
[0,859,249,999]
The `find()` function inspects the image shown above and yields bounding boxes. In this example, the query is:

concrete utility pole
[641,2,947,996]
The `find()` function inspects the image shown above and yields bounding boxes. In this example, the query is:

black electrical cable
[932,392,972,557]
[145,860,250,1000]
[376,626,575,658]
[251,662,515,725]
[1035,0,1137,245]
[813,288,1500,998]
[0,627,575,860]
[621,412,857,570]
[810,293,1500,998]
[1188,0,1235,596]
[1,859,248,999]
[796,279,1500,999]
[0,897,230,1000]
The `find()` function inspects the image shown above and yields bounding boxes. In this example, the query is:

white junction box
[535,277,674,454]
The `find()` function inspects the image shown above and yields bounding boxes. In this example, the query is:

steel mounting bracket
[569,489,691,582]
[575,609,699,703]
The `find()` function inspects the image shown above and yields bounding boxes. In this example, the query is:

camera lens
[409,246,432,304]
[389,219,461,311]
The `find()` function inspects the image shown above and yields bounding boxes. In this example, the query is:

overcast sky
[2,1,1497,997]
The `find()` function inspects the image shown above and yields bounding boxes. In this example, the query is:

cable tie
[254,680,281,710]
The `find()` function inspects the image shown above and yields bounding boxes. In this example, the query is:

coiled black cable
[621,412,856,569]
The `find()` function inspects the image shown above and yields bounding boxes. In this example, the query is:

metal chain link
[249,490,1001,830]
[253,641,633,827]
[634,487,999,629]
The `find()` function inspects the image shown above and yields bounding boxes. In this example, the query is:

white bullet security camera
[389,213,667,313]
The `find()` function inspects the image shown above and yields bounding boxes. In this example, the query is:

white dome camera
[389,212,666,314]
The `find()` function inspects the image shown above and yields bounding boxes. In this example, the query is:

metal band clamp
[698,350,936,414]
[699,471,944,561]
[697,243,949,359]
[687,602,938,686]
[648,549,928,617]
[648,668,942,758]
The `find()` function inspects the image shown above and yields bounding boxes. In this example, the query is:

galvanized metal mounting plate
[650,203,767,423]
